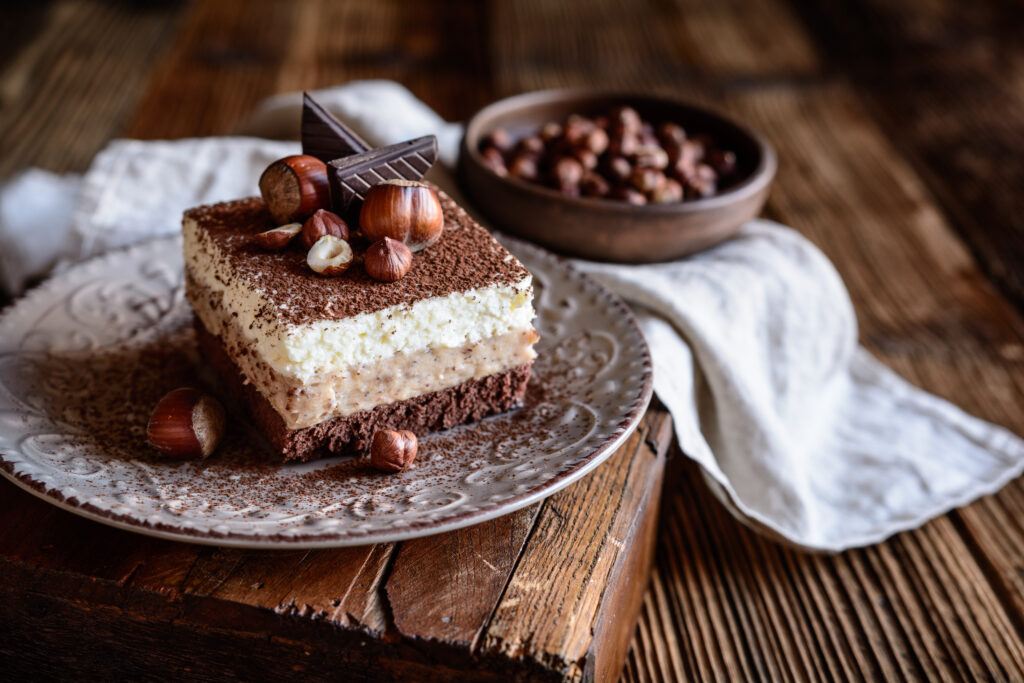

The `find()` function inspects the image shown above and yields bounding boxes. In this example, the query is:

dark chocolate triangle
[301,92,372,163]
[328,135,439,217]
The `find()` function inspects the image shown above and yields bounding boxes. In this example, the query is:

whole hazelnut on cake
[258,154,330,224]
[364,237,413,282]
[359,179,444,252]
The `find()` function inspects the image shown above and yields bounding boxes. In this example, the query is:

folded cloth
[2,80,1021,551]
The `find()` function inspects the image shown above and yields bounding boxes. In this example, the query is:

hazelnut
[258,155,330,224]
[253,223,302,251]
[685,136,708,162]
[639,129,660,149]
[650,177,684,204]
[582,127,609,156]
[147,387,226,461]
[301,209,350,251]
[539,122,563,142]
[364,237,413,282]
[581,172,611,198]
[630,166,665,194]
[552,157,584,189]
[359,179,444,252]
[480,147,508,176]
[611,106,643,135]
[707,148,737,177]
[564,115,595,145]
[516,135,545,157]
[684,163,718,199]
[669,141,703,180]
[657,122,687,147]
[609,133,639,157]
[306,234,354,276]
[603,156,633,183]
[633,145,670,170]
[612,186,648,205]
[509,155,540,181]
[573,148,599,171]
[370,430,418,473]
[480,128,512,153]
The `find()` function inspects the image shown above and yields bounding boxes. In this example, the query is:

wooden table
[2,1,1024,679]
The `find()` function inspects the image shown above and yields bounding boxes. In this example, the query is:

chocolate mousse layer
[195,318,532,462]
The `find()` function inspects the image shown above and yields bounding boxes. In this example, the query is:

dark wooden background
[2,0,1024,679]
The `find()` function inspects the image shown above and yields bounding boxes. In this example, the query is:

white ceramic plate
[0,235,652,548]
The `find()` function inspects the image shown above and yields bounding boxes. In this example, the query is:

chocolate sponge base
[194,317,532,462]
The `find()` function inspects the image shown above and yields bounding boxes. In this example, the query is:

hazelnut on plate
[369,430,418,473]
[147,387,226,461]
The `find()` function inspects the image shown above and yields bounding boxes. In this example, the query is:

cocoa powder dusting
[184,187,530,326]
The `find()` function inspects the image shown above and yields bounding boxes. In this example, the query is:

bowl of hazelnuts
[459,90,776,263]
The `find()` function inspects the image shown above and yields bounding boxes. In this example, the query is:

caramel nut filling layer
[187,275,538,430]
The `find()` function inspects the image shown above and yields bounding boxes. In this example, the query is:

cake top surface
[184,189,531,326]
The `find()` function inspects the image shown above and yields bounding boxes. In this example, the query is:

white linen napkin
[2,80,1022,552]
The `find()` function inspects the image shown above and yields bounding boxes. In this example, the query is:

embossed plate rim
[0,235,653,548]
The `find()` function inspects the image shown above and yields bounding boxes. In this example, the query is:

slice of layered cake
[183,188,537,461]
[181,94,537,462]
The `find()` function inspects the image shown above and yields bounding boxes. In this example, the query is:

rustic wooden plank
[479,409,669,681]
[290,0,493,122]
[0,563,509,682]
[783,0,1024,648]
[0,485,196,591]
[488,0,821,99]
[788,0,1024,311]
[126,0,491,139]
[180,544,397,633]
[629,457,1024,682]
[0,413,668,681]
[124,0,298,139]
[0,0,182,176]
[587,410,674,683]
[386,507,539,647]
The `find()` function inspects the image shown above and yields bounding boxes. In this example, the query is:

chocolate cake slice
[182,190,538,462]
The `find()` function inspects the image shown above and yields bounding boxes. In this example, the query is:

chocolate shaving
[328,136,438,217]
[300,92,371,163]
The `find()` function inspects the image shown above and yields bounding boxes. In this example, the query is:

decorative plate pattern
[0,235,652,548]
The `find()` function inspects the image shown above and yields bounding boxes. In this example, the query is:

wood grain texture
[790,0,1024,312]
[0,0,181,177]
[2,0,1024,680]
[0,408,669,681]
[481,412,671,679]
[387,508,538,647]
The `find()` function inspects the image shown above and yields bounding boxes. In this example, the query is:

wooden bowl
[459,90,777,263]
